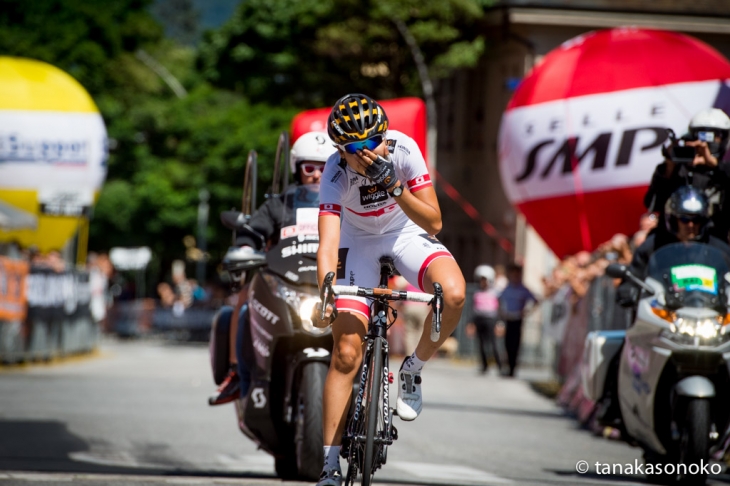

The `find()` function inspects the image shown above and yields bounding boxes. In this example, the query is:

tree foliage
[198,0,491,106]
[1,0,491,287]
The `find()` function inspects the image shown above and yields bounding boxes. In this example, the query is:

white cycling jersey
[319,130,452,318]
[319,130,432,234]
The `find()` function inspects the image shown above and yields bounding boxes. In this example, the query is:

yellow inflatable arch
[0,57,107,255]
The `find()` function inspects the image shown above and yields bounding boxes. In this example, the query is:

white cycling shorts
[335,220,454,320]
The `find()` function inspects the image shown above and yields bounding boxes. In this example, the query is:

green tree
[0,0,162,95]
[198,0,491,107]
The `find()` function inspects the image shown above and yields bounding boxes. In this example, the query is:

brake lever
[430,282,443,342]
[320,271,339,323]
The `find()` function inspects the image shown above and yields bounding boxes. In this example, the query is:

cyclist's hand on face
[360,149,399,191]
[312,301,336,328]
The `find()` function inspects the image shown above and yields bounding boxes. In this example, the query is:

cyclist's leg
[418,256,466,358]
[322,311,368,447]
[320,224,380,480]
[393,227,465,361]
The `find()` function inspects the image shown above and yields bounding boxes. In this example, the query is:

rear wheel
[295,362,328,480]
[362,337,384,486]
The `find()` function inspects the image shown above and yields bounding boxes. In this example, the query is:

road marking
[0,471,296,484]
[69,451,167,469]
[216,453,274,473]
[391,461,513,484]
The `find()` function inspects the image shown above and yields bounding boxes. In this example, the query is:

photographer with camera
[644,108,730,242]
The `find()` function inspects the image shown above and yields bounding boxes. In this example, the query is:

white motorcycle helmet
[290,131,337,182]
[474,265,495,284]
[688,108,730,159]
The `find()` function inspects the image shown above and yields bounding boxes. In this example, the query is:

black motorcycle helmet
[664,186,712,241]
[327,93,388,146]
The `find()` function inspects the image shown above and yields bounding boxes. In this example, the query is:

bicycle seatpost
[430,282,443,342]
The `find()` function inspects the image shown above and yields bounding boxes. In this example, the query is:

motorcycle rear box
[581,330,625,401]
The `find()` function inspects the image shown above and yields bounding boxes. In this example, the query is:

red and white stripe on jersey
[335,298,370,320]
[346,203,398,218]
[319,203,342,217]
[407,174,432,193]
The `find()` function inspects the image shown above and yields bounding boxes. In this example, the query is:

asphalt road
[1,337,729,486]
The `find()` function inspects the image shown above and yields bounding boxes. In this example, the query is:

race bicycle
[320,256,443,486]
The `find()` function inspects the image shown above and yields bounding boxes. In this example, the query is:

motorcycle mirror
[605,263,627,279]
[606,262,656,296]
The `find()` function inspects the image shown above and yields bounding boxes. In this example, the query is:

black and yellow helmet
[327,93,389,145]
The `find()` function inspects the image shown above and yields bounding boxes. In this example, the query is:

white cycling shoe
[396,368,423,421]
[316,467,342,486]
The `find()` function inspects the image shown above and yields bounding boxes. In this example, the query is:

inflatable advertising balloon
[499,28,730,258]
[0,57,107,252]
[292,97,428,161]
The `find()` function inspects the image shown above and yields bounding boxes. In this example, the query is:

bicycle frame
[319,259,442,486]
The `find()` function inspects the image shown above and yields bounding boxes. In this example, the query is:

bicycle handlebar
[322,272,444,342]
[331,285,434,303]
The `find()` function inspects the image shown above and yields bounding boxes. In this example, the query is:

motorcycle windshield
[266,184,320,286]
[647,242,730,311]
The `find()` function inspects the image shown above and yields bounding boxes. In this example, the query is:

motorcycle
[583,241,730,485]
[209,133,333,481]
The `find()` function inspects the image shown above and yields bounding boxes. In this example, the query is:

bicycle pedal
[388,371,394,384]
[392,425,398,440]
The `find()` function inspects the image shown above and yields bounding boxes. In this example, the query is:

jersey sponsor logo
[281,242,319,258]
[419,233,446,250]
[337,248,349,279]
[398,144,410,155]
[359,184,388,205]
[330,171,344,183]
[349,176,359,187]
[386,139,397,154]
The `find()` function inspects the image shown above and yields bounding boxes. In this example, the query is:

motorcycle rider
[644,108,730,242]
[617,185,730,307]
[209,131,336,405]
[313,93,466,486]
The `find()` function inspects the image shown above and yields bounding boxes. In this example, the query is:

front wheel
[678,399,711,485]
[362,337,384,486]
[295,361,328,481]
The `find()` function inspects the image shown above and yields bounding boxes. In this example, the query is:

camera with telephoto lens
[662,128,696,164]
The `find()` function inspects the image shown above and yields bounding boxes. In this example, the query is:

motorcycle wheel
[275,455,298,480]
[678,399,710,485]
[643,451,677,485]
[295,361,328,481]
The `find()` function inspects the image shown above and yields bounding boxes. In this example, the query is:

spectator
[467,265,502,375]
[498,263,537,377]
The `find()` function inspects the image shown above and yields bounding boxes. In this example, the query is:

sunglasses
[678,215,706,225]
[338,135,384,155]
[300,162,325,176]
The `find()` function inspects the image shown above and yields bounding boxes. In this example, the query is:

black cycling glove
[364,155,399,191]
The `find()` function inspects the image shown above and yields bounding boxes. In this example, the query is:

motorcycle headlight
[263,274,329,336]
[298,297,328,336]
[654,304,729,344]
[672,316,720,339]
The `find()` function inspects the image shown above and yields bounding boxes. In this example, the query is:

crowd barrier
[0,265,98,364]
[107,299,217,342]
[554,275,631,431]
